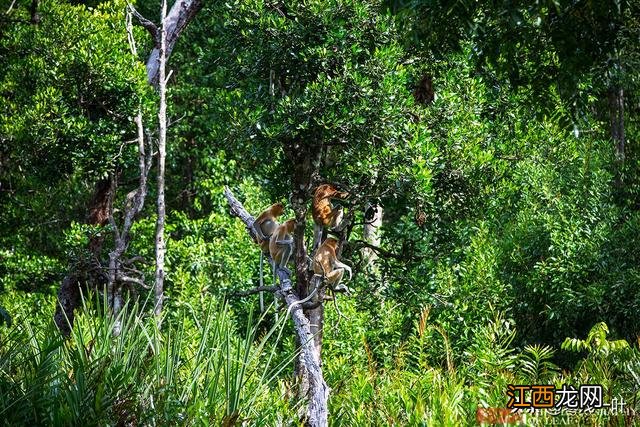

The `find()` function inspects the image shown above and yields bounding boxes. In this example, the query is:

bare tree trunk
[362,202,383,269]
[224,187,329,427]
[154,0,168,318]
[608,86,625,185]
[55,0,202,333]
[145,0,203,86]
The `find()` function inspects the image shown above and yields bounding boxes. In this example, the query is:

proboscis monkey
[269,218,296,272]
[313,236,352,293]
[252,203,285,312]
[311,184,349,253]
[252,203,285,250]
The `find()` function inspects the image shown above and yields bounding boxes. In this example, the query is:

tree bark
[362,202,383,269]
[54,178,112,336]
[154,0,168,317]
[608,86,625,174]
[145,0,203,86]
[224,187,329,427]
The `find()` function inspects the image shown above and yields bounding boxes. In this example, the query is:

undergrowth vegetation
[2,298,639,425]
[0,296,295,425]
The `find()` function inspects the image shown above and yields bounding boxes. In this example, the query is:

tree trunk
[608,86,625,163]
[154,0,168,318]
[145,0,203,86]
[54,178,113,336]
[54,275,82,336]
[362,202,383,269]
[283,139,329,420]
[291,144,315,396]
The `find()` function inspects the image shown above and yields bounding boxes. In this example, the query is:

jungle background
[1,0,640,425]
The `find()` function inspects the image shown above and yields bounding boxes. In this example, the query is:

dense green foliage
[1,0,639,425]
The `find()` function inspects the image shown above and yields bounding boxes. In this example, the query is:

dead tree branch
[55,0,203,334]
[128,3,159,43]
[348,239,404,260]
[106,109,151,335]
[102,12,154,336]
[224,186,329,427]
[145,0,203,86]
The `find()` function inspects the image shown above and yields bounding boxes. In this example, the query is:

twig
[167,112,187,128]
[127,3,159,44]
[5,0,17,14]
[348,240,404,260]
[117,274,151,289]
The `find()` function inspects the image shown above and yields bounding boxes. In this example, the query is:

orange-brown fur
[313,237,339,276]
[313,237,352,290]
[311,184,348,253]
[253,203,285,251]
[312,184,348,227]
[269,218,296,268]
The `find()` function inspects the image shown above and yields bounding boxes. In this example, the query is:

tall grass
[2,294,638,426]
[0,295,293,426]
[325,308,640,426]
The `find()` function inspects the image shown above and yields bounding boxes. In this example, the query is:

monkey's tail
[285,286,318,318]
[259,251,264,313]
[274,297,279,323]
[273,262,279,323]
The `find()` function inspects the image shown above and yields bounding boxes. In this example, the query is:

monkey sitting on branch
[252,202,285,253]
[312,236,352,294]
[269,218,296,274]
[311,184,349,254]
[252,202,285,312]
[268,218,297,321]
